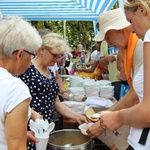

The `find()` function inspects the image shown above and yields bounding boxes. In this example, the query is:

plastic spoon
[91,113,101,119]
[47,122,55,133]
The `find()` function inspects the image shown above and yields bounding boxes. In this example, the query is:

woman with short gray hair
[0,16,42,150]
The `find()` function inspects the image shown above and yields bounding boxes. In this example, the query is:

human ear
[138,3,147,16]
[39,46,45,54]
[15,49,24,61]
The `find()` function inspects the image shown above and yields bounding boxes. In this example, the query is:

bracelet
[61,91,67,94]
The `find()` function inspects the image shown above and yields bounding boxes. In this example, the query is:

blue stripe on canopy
[0,0,117,21]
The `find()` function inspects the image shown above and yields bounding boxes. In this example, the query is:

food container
[78,123,94,135]
[47,129,93,150]
[69,76,83,87]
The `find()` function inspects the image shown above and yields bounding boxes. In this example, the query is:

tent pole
[63,20,66,41]
[118,0,124,9]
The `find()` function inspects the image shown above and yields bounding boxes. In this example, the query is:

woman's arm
[27,131,38,144]
[55,70,69,99]
[54,96,88,124]
[78,61,98,73]
[5,99,30,150]
[31,109,42,121]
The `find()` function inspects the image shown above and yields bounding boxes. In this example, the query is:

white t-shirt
[49,63,59,77]
[127,29,150,149]
[92,50,100,62]
[0,67,31,150]
[144,29,150,42]
[133,39,143,77]
[90,50,98,61]
[127,64,150,150]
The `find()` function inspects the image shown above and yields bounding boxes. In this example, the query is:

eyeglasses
[45,47,60,59]
[59,54,66,60]
[12,49,36,59]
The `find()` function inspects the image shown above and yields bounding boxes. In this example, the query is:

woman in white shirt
[0,16,42,150]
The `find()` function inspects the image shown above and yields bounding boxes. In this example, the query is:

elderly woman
[0,16,42,150]
[38,29,70,100]
[19,32,88,150]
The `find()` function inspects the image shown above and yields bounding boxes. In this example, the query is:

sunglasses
[12,49,36,59]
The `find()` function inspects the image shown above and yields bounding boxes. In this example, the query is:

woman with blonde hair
[19,32,88,150]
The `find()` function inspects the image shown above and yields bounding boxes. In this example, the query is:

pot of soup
[47,129,93,150]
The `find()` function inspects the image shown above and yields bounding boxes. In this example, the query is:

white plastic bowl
[78,123,94,135]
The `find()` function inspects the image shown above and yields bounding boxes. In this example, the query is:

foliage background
[30,2,118,52]
[31,20,94,51]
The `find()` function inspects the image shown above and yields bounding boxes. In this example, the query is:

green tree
[30,20,95,52]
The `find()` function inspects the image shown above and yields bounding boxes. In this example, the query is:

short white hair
[42,33,71,55]
[0,16,42,56]
[38,28,51,37]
